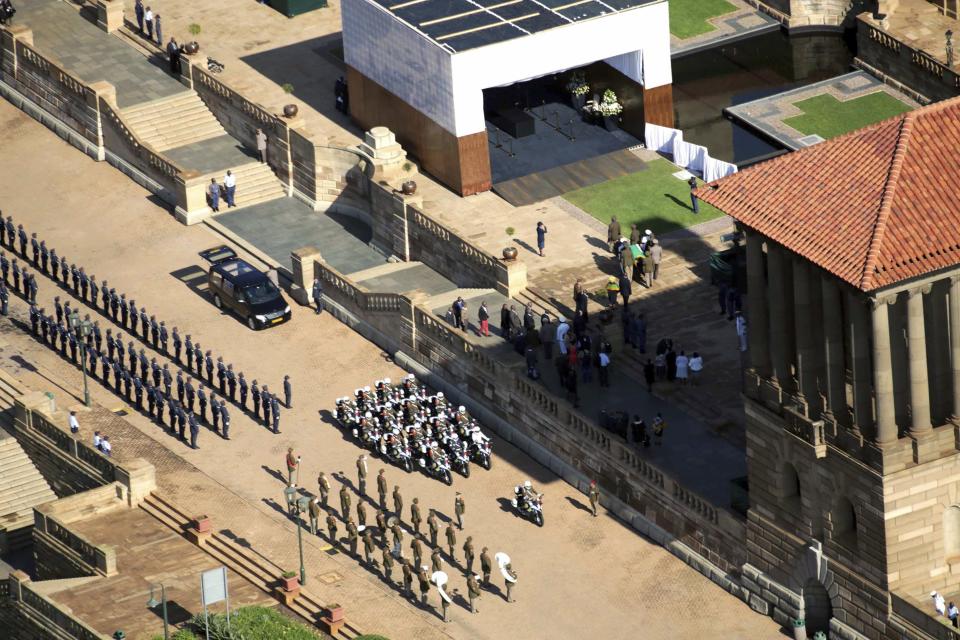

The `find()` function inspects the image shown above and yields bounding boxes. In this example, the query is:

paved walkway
[13,0,185,109]
[870,0,960,67]
[0,100,783,639]
[671,0,779,58]
[726,71,920,150]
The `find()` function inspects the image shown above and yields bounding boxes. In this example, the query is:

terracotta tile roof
[695,98,960,291]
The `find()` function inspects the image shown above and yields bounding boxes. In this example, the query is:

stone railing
[6,572,106,640]
[857,14,959,101]
[35,509,117,578]
[33,483,122,578]
[783,405,826,451]
[99,97,183,183]
[891,593,960,639]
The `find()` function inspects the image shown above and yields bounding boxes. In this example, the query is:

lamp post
[283,485,308,585]
[146,583,169,640]
[67,310,92,407]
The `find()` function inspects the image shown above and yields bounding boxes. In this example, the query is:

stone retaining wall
[0,571,106,640]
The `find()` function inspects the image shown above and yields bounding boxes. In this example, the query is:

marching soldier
[504,563,518,603]
[467,573,482,613]
[356,454,368,496]
[401,558,414,598]
[430,547,442,573]
[326,514,338,544]
[427,509,439,547]
[382,546,395,583]
[417,567,431,605]
[376,469,388,510]
[346,518,359,557]
[362,529,375,565]
[339,483,351,521]
[480,547,492,587]
[588,479,600,517]
[318,472,331,510]
[445,523,457,562]
[356,500,367,528]
[411,536,423,569]
[391,522,404,553]
[463,536,475,573]
[308,497,321,535]
[410,498,422,537]
[392,485,403,519]
[455,492,465,530]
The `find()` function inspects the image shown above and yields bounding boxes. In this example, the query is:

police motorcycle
[512,480,544,527]
[468,426,492,470]
[420,441,454,485]
[380,429,414,473]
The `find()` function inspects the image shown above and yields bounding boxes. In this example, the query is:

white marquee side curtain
[644,123,681,154]
[703,156,738,182]
[673,141,708,173]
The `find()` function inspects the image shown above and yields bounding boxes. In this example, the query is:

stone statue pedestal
[358,127,414,185]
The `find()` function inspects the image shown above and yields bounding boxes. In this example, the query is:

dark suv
[200,246,291,330]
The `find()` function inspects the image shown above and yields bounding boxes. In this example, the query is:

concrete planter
[281,574,299,592]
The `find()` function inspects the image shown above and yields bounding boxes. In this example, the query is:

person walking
[606,216,621,253]
[688,175,699,213]
[588,479,600,517]
[477,300,489,337]
[535,221,547,257]
[255,128,268,164]
[207,178,219,213]
[312,278,323,315]
[223,170,236,208]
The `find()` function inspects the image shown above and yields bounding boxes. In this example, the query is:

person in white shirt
[93,430,102,450]
[144,6,154,40]
[223,170,237,208]
[948,601,959,628]
[675,351,689,384]
[735,310,748,352]
[101,436,112,457]
[68,410,80,434]
[556,318,570,356]
[598,351,610,387]
[689,352,703,385]
[933,590,947,616]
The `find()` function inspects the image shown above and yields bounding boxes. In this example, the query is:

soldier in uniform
[176,370,185,404]
[263,385,272,425]
[162,364,172,397]
[356,500,367,528]
[127,299,137,334]
[133,375,144,411]
[120,293,129,326]
[504,563,518,602]
[216,357,226,394]
[401,558,414,598]
[220,401,230,439]
[410,498,422,537]
[346,518,359,557]
[308,496,321,535]
[339,483,351,521]
[59,255,69,286]
[430,547,443,573]
[362,529,375,565]
[189,412,199,449]
[11,258,19,291]
[326,514,338,543]
[172,326,182,362]
[204,350,214,384]
[0,281,8,316]
[467,573,482,613]
[17,224,26,256]
[375,509,387,546]
[588,479,600,517]
[392,485,403,520]
[29,233,38,266]
[90,274,99,307]
[0,251,8,284]
[463,536,476,573]
[417,567,431,605]
[376,469,388,510]
[318,472,331,510]
[445,523,457,562]
[480,547,492,586]
[155,387,165,424]
[411,536,423,569]
[226,364,236,401]
[150,316,159,348]
[391,523,404,556]
[356,454,368,496]
[139,308,149,341]
[382,546,395,583]
[159,321,169,354]
[185,378,195,413]
[427,510,439,548]
[251,379,261,415]
[238,372,248,408]
[455,492,465,530]
[185,334,194,370]
[211,393,220,431]
[197,384,207,423]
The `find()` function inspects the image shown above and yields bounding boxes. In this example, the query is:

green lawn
[669,0,738,39]
[563,159,725,234]
[782,92,913,139]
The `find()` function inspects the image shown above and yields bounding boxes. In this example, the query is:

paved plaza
[0,92,782,639]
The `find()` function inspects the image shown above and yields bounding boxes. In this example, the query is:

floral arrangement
[566,71,590,97]
[596,89,623,116]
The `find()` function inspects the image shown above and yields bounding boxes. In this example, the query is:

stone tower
[700,99,960,639]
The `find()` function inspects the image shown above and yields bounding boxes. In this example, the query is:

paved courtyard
[0,94,783,639]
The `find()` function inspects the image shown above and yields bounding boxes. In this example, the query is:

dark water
[672,29,856,165]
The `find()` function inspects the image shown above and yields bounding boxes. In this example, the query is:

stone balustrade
[34,495,120,578]
[891,592,960,639]
[5,571,106,640]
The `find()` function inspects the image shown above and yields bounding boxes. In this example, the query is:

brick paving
[0,100,783,639]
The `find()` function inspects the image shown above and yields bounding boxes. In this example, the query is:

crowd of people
[286,453,515,620]
[0,210,291,446]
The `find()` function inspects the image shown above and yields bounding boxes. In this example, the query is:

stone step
[0,485,57,516]
[121,92,227,157]
[119,91,198,117]
[121,104,216,127]
[348,260,424,283]
[427,288,496,312]
[135,118,224,141]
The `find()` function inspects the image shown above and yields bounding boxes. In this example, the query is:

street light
[283,485,309,586]
[146,583,169,640]
[67,310,92,407]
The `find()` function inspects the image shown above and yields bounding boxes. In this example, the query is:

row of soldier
[0,212,292,432]
[287,454,515,620]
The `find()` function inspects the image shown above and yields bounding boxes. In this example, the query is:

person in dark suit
[166,38,180,75]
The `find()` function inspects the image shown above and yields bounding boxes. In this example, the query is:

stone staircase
[203,161,289,211]
[140,492,364,639]
[120,92,227,153]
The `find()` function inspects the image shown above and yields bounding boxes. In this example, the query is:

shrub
[188,23,201,36]
[182,605,322,640]
[282,83,295,94]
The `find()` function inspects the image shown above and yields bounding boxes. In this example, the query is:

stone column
[872,296,898,445]
[822,277,848,425]
[950,276,960,423]
[746,230,770,377]
[907,287,932,436]
[793,257,817,413]
[767,243,792,390]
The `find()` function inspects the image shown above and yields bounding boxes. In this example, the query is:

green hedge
[150,605,325,640]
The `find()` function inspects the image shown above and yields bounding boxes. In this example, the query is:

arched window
[832,496,857,547]
[782,463,801,500]
[944,505,960,563]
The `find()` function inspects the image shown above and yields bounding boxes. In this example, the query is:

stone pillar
[96,0,124,33]
[822,277,848,425]
[358,127,410,187]
[174,171,212,225]
[907,287,932,436]
[767,243,792,390]
[872,296,898,445]
[290,247,322,306]
[951,276,960,423]
[746,230,771,377]
[114,458,155,508]
[848,292,872,438]
[792,257,817,413]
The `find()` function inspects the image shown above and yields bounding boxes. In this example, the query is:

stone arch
[802,578,833,634]
[944,504,960,563]
[782,462,801,499]
[787,542,842,631]
[832,495,858,547]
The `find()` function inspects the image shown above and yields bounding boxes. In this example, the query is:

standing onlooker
[207,178,220,213]
[134,0,144,33]
[643,358,655,393]
[312,278,323,315]
[68,410,80,434]
[949,602,959,628]
[452,296,466,331]
[933,591,947,616]
[653,413,666,446]
[689,352,703,385]
[735,311,748,352]
[154,13,162,46]
[223,170,236,208]
[650,239,662,281]
[688,175,699,213]
[0,0,16,26]
[144,6,154,40]
[284,375,293,408]
[598,350,610,388]
[256,128,268,164]
[539,315,554,361]
[675,351,689,385]
[500,303,511,341]
[101,436,112,457]
[93,431,102,450]
[606,216,620,253]
[535,221,547,257]
[477,300,489,337]
[166,38,180,76]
